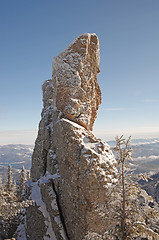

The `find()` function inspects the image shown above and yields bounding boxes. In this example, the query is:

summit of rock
[52,33,101,131]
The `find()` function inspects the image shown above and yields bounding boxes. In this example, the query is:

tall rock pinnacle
[27,34,117,240]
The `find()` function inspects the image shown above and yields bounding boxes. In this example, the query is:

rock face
[52,34,101,131]
[27,33,118,240]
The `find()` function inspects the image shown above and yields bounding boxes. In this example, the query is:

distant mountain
[131,141,159,174]
[108,138,159,205]
[139,172,159,204]
[0,144,33,170]
[108,137,159,146]
[108,138,159,174]
[0,138,159,176]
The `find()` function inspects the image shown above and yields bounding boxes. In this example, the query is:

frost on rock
[81,134,118,186]
[26,174,67,240]
[51,118,118,240]
[30,181,57,240]
[28,33,118,240]
[52,33,101,131]
[15,210,27,240]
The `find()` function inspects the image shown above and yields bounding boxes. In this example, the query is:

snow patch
[30,182,57,239]
[16,211,27,240]
[57,118,85,130]
[39,172,61,185]
[82,136,116,165]
[28,173,67,239]
[48,150,56,160]
[81,135,118,185]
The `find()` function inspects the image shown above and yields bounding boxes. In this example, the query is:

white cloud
[93,125,159,141]
[0,130,37,145]
[134,155,159,162]
[134,156,146,161]
[148,155,159,160]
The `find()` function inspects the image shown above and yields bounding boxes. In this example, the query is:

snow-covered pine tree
[0,177,3,189]
[105,136,159,240]
[0,168,32,238]
[6,164,13,192]
[19,166,27,199]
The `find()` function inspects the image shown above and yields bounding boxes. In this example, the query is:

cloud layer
[0,130,37,145]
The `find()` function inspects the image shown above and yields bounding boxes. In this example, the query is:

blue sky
[0,0,159,144]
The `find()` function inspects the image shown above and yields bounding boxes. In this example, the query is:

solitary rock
[27,33,117,240]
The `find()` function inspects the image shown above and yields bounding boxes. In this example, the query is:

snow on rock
[26,174,67,240]
[15,210,27,240]
[28,33,118,240]
[52,33,101,131]
[30,181,57,240]
[51,118,118,240]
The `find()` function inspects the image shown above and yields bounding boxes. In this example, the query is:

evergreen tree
[0,167,32,239]
[19,166,27,199]
[105,136,159,240]
[6,165,13,192]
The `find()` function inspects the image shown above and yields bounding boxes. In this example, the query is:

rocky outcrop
[27,33,118,240]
